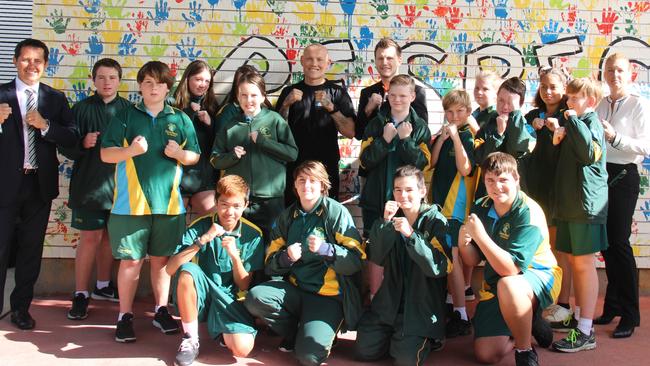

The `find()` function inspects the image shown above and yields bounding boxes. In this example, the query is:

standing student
[430,89,477,338]
[358,74,431,298]
[173,60,220,216]
[0,38,78,329]
[460,152,559,366]
[62,58,131,320]
[245,161,365,366]
[550,78,608,353]
[167,175,264,365]
[523,67,574,331]
[594,53,650,338]
[101,61,200,342]
[276,43,356,201]
[211,73,298,240]
[355,166,450,366]
[471,70,501,134]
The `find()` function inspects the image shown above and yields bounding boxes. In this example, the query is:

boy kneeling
[166,175,264,365]
[459,152,560,366]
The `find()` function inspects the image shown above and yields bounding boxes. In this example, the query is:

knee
[176,272,195,290]
[229,342,254,358]
[474,345,503,364]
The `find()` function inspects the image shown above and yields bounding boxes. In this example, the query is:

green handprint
[69,61,91,80]
[46,9,71,34]
[82,11,106,31]
[549,0,570,10]
[266,0,286,16]
[143,35,169,60]
[105,0,128,18]
[229,21,250,36]
[370,0,389,20]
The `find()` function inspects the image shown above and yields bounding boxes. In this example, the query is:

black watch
[328,106,339,114]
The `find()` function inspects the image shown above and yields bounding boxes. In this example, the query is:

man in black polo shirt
[276,43,356,202]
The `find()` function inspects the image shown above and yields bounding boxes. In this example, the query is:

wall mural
[32,0,650,266]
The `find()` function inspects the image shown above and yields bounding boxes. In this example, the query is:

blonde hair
[476,70,502,89]
[293,160,331,197]
[605,53,631,68]
[566,77,603,105]
[389,74,415,92]
[442,89,472,111]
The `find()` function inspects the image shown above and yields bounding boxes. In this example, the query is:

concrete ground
[1,296,648,366]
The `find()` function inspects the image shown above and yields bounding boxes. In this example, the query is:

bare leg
[497,275,535,349]
[95,228,114,283]
[75,229,105,292]
[474,336,513,364]
[449,248,466,309]
[572,254,598,320]
[118,259,144,313]
[149,255,171,307]
[176,272,198,322]
[223,333,255,357]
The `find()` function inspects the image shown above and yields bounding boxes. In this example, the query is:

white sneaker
[544,304,572,323]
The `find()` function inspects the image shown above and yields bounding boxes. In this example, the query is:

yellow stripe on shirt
[358,137,374,169]
[335,232,366,259]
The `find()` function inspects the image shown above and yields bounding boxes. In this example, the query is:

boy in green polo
[460,152,560,366]
[61,58,131,320]
[101,61,200,343]
[167,175,264,366]
[430,89,478,338]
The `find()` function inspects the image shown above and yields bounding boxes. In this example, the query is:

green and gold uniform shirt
[102,102,200,215]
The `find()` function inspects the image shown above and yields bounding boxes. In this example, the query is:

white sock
[155,305,163,313]
[465,285,471,290]
[454,307,468,321]
[574,306,581,320]
[118,312,126,322]
[577,318,592,335]
[516,348,533,353]
[96,280,110,289]
[182,321,199,339]
[75,291,89,298]
[446,294,453,304]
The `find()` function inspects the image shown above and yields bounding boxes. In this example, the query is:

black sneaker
[67,293,89,320]
[532,308,553,348]
[515,348,539,366]
[465,287,476,301]
[446,310,471,338]
[153,306,180,334]
[431,338,445,352]
[552,328,596,353]
[92,282,119,302]
[550,314,578,332]
[115,313,136,343]
[278,337,295,352]
[175,333,200,366]
[216,334,227,348]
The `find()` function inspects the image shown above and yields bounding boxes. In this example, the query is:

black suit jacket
[0,79,78,207]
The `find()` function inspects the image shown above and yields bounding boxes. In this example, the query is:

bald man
[276,44,356,202]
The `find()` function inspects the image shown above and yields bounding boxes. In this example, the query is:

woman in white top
[594,53,650,338]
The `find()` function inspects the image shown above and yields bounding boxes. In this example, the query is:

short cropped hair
[442,89,472,111]
[137,61,175,90]
[475,70,502,89]
[389,74,415,92]
[14,38,49,61]
[394,165,426,191]
[92,58,123,80]
[293,160,331,197]
[216,175,250,202]
[374,37,402,57]
[498,77,526,106]
[566,77,603,105]
[481,152,519,180]
[605,53,631,68]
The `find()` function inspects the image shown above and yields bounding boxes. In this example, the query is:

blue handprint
[46,47,64,77]
[176,37,203,62]
[182,1,204,28]
[573,18,588,43]
[318,0,329,6]
[641,200,650,221]
[539,19,564,44]
[452,32,474,55]
[353,26,373,50]
[147,0,170,26]
[79,0,101,14]
[85,34,104,57]
[72,81,92,102]
[128,92,142,104]
[340,0,356,15]
[118,33,137,56]
[493,0,508,19]
[425,19,438,41]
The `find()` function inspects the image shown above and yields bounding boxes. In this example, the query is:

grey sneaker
[153,306,180,334]
[175,333,200,366]
[552,328,596,353]
[92,282,119,302]
[67,293,89,320]
[550,314,578,332]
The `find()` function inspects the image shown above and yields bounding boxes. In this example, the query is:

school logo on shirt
[259,126,272,138]
[165,123,178,137]
[499,223,510,240]
[311,227,326,240]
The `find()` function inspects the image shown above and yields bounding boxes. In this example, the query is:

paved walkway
[1,296,648,365]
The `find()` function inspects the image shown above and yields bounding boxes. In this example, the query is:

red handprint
[562,5,577,27]
[170,58,179,78]
[286,38,298,65]
[444,6,463,30]
[396,5,422,27]
[630,1,650,14]
[500,19,515,43]
[61,34,81,56]
[127,11,149,38]
[594,7,619,35]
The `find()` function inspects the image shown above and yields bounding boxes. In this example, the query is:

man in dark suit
[0,38,77,329]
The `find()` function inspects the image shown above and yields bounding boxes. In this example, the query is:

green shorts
[108,214,185,260]
[172,262,256,338]
[472,296,511,338]
[71,208,110,230]
[555,220,608,255]
[445,219,462,248]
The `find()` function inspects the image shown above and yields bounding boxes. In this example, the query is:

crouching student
[355,165,451,366]
[244,160,365,366]
[166,175,264,365]
[459,152,560,366]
